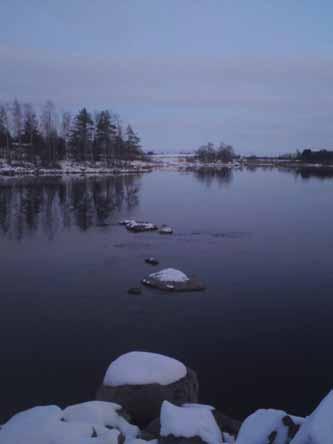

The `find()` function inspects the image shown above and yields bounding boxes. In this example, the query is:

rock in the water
[96,352,199,427]
[142,268,205,292]
[159,225,174,235]
[128,287,142,295]
[120,219,158,233]
[145,257,159,266]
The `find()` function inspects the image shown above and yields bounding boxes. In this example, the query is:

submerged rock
[141,268,205,292]
[96,352,199,427]
[145,257,159,266]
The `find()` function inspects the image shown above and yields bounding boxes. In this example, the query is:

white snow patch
[236,408,302,444]
[160,401,222,444]
[149,268,189,283]
[0,405,93,444]
[182,403,215,411]
[290,390,333,444]
[62,401,139,439]
[103,351,187,386]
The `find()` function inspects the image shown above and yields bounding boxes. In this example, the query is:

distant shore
[1,155,333,177]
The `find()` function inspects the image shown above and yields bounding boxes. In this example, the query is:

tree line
[194,142,236,163]
[0,100,143,166]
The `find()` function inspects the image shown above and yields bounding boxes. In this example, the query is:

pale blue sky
[1,1,333,153]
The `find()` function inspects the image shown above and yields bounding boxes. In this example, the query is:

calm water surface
[1,168,333,423]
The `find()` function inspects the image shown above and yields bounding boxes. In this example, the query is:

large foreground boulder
[142,268,205,292]
[290,391,333,444]
[237,408,303,444]
[96,352,199,427]
[144,404,240,442]
[159,401,224,444]
[0,401,138,444]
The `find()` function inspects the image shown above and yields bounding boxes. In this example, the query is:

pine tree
[0,105,11,161]
[12,99,23,145]
[125,125,142,160]
[69,108,94,162]
[22,104,41,162]
[94,110,116,164]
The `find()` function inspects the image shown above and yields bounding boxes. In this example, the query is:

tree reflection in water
[0,175,141,239]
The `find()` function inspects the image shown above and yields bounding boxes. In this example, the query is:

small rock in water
[121,219,158,232]
[145,257,159,265]
[159,225,174,235]
[142,268,205,292]
[128,287,142,295]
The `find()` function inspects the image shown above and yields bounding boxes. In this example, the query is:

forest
[0,100,143,166]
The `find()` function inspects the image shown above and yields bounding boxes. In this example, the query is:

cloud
[1,45,333,152]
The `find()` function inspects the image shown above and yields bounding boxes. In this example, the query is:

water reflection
[190,167,233,187]
[293,167,333,180]
[0,175,141,239]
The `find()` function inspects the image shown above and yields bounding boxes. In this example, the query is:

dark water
[1,167,333,423]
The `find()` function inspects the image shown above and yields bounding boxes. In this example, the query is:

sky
[1,0,333,154]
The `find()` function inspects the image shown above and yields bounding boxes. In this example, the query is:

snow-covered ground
[103,351,187,387]
[0,159,153,176]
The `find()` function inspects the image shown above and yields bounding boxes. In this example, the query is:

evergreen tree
[69,108,94,161]
[125,125,142,160]
[94,110,116,163]
[22,104,42,162]
[0,105,11,160]
[12,99,23,145]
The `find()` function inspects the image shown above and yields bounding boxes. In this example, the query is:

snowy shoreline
[1,156,333,177]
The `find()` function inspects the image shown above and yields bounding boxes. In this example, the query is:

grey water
[1,167,333,423]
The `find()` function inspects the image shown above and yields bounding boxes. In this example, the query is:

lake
[1,167,333,423]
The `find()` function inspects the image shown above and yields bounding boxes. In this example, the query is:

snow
[103,351,187,386]
[0,405,93,444]
[159,225,174,234]
[62,401,139,439]
[290,390,333,444]
[126,440,158,444]
[149,268,189,283]
[236,409,304,444]
[0,402,138,444]
[160,401,223,444]
[182,403,215,411]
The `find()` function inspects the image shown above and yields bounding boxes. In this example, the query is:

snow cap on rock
[103,351,187,387]
[149,268,189,283]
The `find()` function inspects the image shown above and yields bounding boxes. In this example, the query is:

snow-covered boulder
[160,401,223,444]
[290,391,333,444]
[159,225,174,235]
[236,409,303,444]
[142,268,205,292]
[62,400,139,439]
[144,407,240,441]
[97,352,199,427]
[0,403,125,444]
[120,219,158,232]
